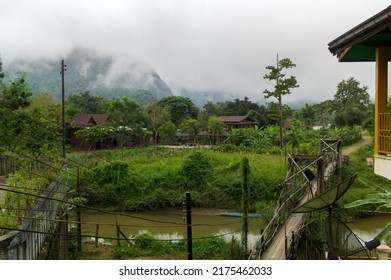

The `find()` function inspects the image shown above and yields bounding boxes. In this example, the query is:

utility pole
[76,167,82,253]
[60,60,66,158]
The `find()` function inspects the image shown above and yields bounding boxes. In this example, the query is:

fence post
[95,225,100,247]
[185,192,193,260]
[317,156,324,194]
[116,220,120,247]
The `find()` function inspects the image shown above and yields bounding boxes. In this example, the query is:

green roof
[328,6,391,62]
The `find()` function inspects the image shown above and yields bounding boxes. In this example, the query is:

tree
[29,94,63,130]
[66,91,107,115]
[334,77,370,111]
[158,121,176,145]
[298,103,316,127]
[157,96,199,126]
[263,56,299,147]
[207,116,226,145]
[74,123,115,150]
[335,107,366,127]
[0,64,59,155]
[0,71,31,110]
[333,77,370,127]
[104,97,147,147]
[145,102,171,143]
[179,118,199,143]
[105,96,145,127]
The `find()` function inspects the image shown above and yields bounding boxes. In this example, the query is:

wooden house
[70,114,114,151]
[218,115,258,131]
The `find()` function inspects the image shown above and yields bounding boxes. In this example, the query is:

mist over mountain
[3,47,306,109]
[179,89,240,108]
[4,48,173,104]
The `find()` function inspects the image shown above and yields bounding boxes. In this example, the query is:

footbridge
[249,139,343,260]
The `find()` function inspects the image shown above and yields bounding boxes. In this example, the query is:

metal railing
[379,113,391,154]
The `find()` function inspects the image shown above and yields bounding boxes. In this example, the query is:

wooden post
[185,192,193,260]
[116,220,120,247]
[242,157,250,259]
[317,156,324,194]
[95,224,99,247]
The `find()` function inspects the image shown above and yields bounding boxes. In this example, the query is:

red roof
[72,114,109,128]
[218,115,257,124]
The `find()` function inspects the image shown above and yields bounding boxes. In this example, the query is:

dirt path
[342,134,372,156]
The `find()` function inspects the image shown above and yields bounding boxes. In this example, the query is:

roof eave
[328,5,391,57]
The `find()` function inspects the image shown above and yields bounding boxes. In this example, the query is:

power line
[0,225,244,243]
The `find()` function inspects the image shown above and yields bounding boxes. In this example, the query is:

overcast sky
[1,0,390,104]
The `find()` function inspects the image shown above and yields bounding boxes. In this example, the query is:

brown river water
[77,208,265,246]
[75,209,390,247]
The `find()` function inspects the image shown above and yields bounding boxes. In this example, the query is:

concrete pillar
[376,244,391,260]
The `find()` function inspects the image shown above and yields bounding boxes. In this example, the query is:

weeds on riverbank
[71,231,243,260]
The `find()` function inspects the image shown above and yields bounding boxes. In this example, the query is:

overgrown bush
[181,151,212,190]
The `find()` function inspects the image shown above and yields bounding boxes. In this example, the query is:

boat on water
[220,211,260,218]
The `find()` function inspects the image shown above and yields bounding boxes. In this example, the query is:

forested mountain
[4,48,173,104]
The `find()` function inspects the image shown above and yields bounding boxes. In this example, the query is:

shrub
[182,151,212,190]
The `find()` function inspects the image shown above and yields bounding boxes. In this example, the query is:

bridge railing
[0,156,68,260]
[249,139,342,260]
[249,159,318,259]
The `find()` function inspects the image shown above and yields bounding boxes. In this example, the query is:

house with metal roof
[71,114,109,128]
[328,5,391,180]
[70,114,113,151]
[218,115,258,131]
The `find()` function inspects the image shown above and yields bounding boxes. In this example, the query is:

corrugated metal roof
[328,6,391,62]
[72,114,109,127]
[218,115,257,124]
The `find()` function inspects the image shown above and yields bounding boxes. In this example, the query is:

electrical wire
[1,185,245,227]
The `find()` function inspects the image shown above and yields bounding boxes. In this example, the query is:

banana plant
[344,177,391,243]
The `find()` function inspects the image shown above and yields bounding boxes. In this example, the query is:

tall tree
[0,66,59,155]
[263,56,299,147]
[333,77,370,126]
[145,102,171,143]
[157,96,199,126]
[207,116,226,145]
[334,77,370,111]
[179,118,199,143]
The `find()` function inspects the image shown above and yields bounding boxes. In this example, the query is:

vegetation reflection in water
[77,209,265,247]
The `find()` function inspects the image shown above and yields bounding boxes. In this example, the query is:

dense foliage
[69,148,286,211]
